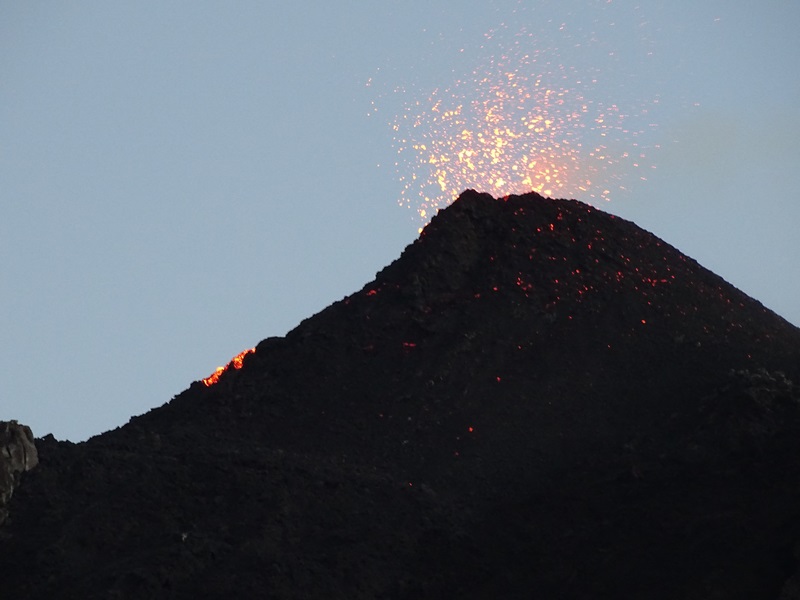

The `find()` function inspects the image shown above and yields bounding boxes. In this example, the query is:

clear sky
[2,1,798,442]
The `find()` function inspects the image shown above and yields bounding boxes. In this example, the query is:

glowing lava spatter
[387,21,661,227]
[202,348,255,387]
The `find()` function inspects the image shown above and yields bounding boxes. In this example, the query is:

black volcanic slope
[4,190,800,599]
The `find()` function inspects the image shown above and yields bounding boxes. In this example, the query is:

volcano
[3,190,800,599]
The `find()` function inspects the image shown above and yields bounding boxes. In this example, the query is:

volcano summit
[3,190,800,599]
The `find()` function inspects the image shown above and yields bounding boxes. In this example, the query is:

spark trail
[386,22,661,228]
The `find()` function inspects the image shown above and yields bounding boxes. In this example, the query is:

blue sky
[2,1,798,442]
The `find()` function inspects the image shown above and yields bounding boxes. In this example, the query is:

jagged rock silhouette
[3,190,800,599]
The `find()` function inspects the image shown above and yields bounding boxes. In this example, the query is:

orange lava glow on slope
[202,348,255,387]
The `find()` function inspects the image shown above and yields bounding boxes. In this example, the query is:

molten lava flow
[202,348,255,387]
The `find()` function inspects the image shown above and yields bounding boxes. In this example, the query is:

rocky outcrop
[0,420,38,527]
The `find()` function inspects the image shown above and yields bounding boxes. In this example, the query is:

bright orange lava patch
[202,348,255,387]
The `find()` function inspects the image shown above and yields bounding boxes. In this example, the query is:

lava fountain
[383,21,661,229]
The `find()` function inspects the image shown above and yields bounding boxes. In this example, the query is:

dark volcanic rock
[3,190,800,599]
[0,420,38,527]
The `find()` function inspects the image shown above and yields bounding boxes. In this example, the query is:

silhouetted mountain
[3,190,800,599]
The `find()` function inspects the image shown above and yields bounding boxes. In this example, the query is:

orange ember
[202,348,255,387]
